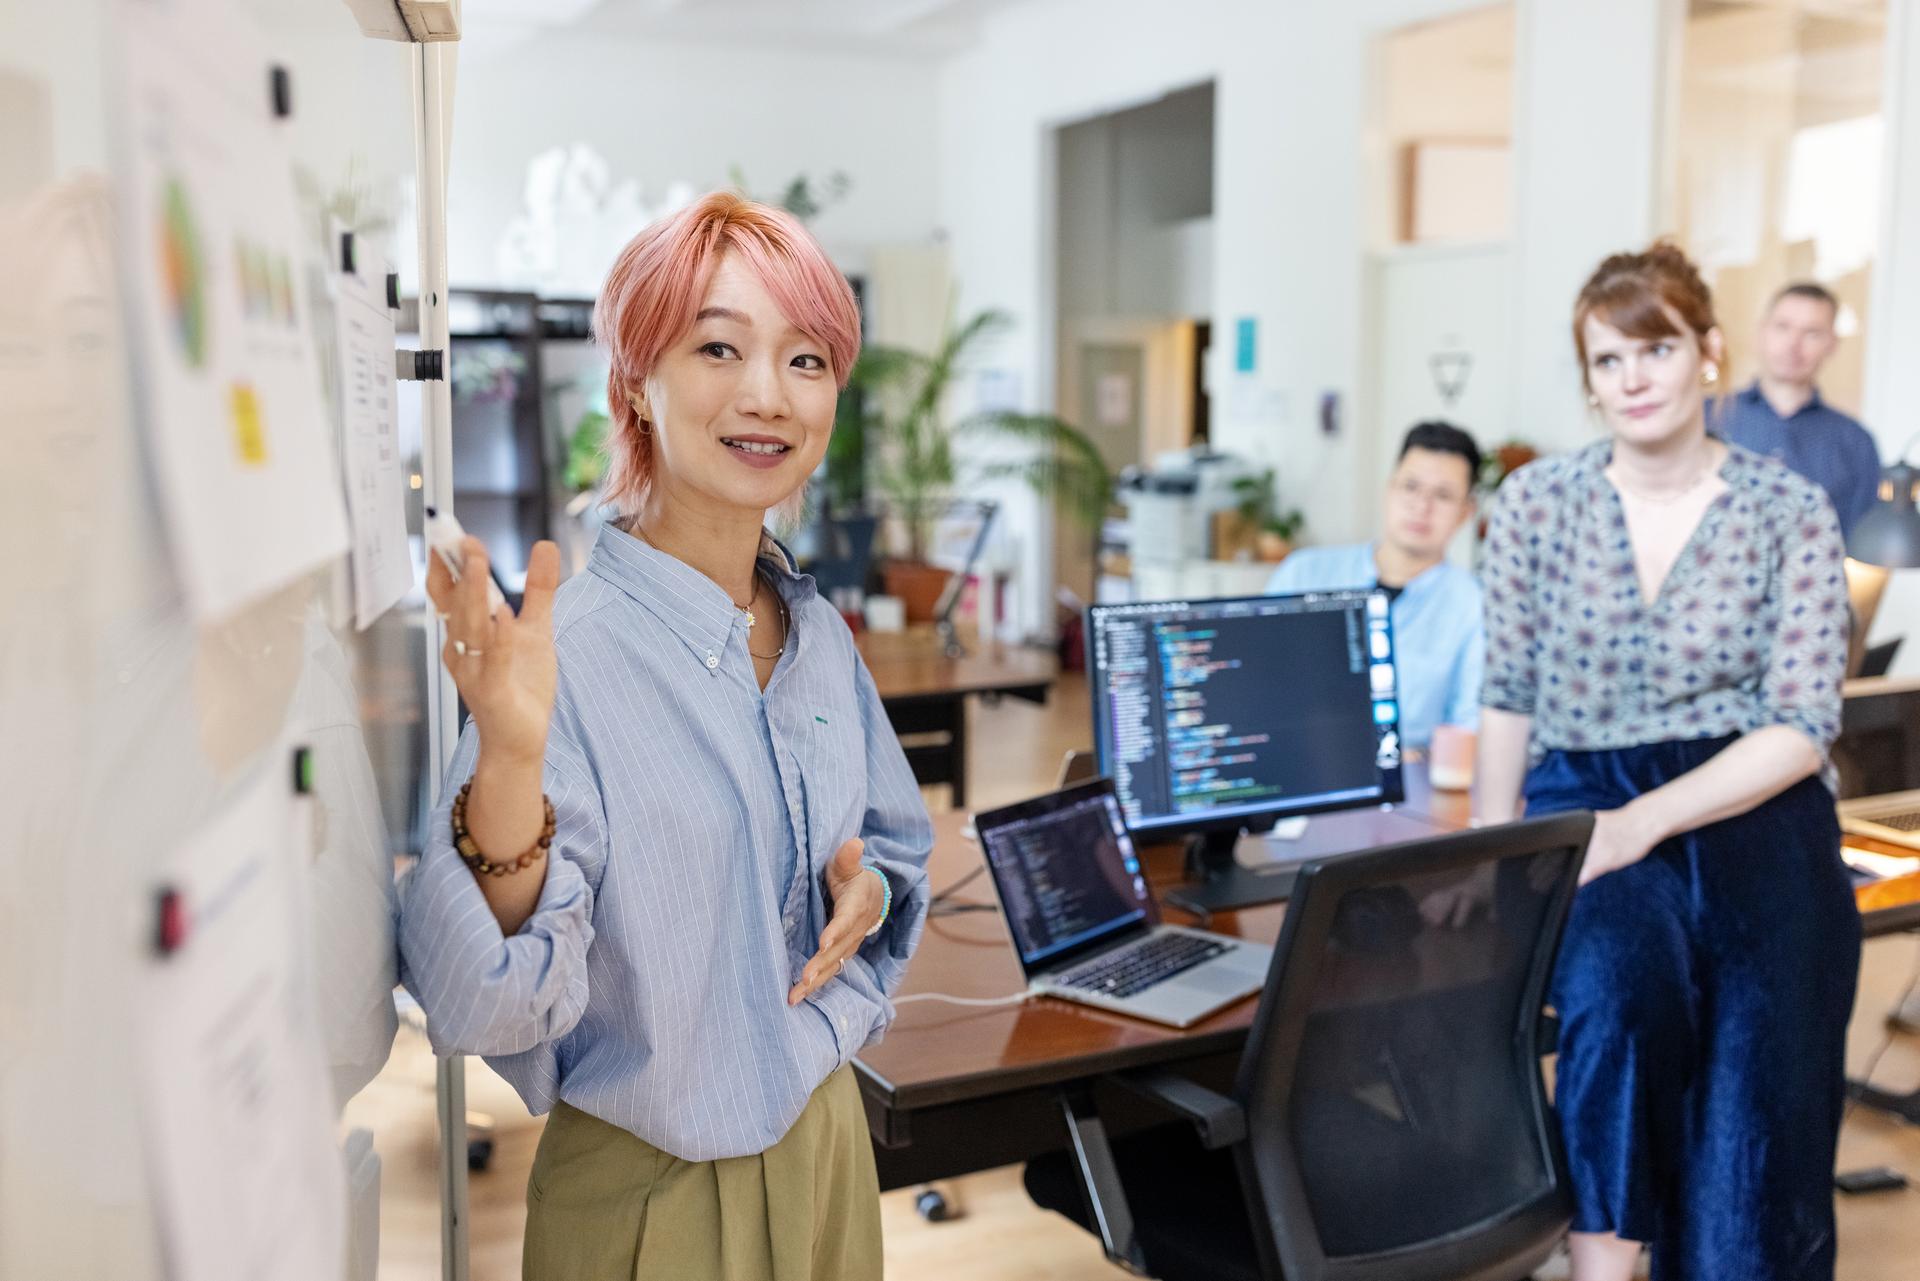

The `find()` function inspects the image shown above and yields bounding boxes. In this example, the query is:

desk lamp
[1844,447,1920,677]
[931,500,999,657]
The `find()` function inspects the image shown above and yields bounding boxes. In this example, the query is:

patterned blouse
[1479,440,1849,765]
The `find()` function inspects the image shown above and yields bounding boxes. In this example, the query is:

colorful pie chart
[158,177,208,368]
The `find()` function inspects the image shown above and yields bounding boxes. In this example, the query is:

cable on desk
[1844,935,1920,1127]
[895,990,1033,1008]
[928,899,996,918]
[928,863,985,906]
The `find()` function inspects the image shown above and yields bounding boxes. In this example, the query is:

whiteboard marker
[424,506,510,613]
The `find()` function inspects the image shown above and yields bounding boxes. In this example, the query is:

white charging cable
[894,990,1034,1008]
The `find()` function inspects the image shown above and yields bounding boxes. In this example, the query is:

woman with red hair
[398,192,931,1280]
[1475,242,1858,1280]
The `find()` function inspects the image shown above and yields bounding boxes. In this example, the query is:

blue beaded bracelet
[861,862,891,937]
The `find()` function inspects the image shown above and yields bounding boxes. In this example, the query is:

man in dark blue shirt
[1717,281,1883,535]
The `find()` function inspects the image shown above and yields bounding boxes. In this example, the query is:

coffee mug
[1428,724,1477,792]
[864,595,906,634]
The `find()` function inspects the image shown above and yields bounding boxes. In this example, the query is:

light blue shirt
[397,525,932,1161]
[1265,542,1484,748]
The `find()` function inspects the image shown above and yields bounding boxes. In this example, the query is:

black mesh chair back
[1232,812,1590,1281]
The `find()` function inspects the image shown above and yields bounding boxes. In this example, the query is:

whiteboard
[0,3,417,1276]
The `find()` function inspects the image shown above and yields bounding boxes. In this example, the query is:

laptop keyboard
[1865,809,1920,832]
[1057,933,1232,999]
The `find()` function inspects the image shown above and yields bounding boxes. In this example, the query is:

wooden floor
[347,672,1920,1279]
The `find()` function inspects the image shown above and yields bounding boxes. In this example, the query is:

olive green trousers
[523,1065,883,1281]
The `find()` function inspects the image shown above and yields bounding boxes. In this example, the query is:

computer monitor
[1086,588,1404,912]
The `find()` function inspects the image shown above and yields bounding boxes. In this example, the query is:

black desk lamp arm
[933,500,998,657]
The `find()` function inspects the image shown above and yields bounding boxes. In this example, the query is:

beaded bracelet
[450,780,555,878]
[861,862,892,937]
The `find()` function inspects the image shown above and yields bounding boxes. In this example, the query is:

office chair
[1024,812,1593,1281]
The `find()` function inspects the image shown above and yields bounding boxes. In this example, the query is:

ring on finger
[453,639,484,657]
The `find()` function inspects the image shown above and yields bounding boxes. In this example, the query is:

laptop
[974,779,1274,1028]
[1858,637,1902,679]
[1840,790,1920,853]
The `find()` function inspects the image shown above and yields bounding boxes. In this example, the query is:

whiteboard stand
[408,35,469,1281]
[344,0,468,1272]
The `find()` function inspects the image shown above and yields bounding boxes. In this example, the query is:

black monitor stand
[1161,805,1453,920]
[1163,817,1300,919]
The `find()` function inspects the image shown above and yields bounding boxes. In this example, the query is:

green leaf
[955,409,1114,529]
[843,306,1112,558]
[563,409,610,492]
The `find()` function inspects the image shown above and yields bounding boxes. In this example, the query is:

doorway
[1051,80,1216,602]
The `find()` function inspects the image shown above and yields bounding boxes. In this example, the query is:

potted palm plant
[842,308,1113,622]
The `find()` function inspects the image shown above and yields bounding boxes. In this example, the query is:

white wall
[1370,241,1514,548]
[1508,0,1676,458]
[447,34,941,287]
[0,0,111,179]
[1869,0,1920,442]
[252,17,942,294]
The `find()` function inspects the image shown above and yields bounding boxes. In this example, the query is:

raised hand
[789,838,886,1006]
[426,537,561,768]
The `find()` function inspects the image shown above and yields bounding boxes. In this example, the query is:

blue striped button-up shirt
[396,524,933,1161]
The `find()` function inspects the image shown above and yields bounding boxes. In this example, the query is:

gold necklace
[730,576,759,628]
[1610,445,1719,506]
[747,578,789,661]
[631,520,787,659]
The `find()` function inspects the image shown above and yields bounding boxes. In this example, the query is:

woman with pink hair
[398,192,931,1280]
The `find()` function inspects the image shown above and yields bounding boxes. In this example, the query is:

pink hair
[592,191,861,517]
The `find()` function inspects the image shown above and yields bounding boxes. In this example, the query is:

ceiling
[259,1,1025,56]
[468,0,1022,56]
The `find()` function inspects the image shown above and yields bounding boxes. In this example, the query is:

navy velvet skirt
[1525,735,1860,1281]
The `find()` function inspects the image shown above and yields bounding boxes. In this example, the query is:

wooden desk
[856,770,1466,1188]
[1843,833,1920,1125]
[856,764,1920,1188]
[856,630,1056,807]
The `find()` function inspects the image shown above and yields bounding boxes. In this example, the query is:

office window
[1376,5,1516,246]
[1674,0,1887,407]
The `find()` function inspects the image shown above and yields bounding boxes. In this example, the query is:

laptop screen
[975,780,1155,974]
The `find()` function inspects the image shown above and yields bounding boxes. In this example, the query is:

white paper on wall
[135,757,344,1281]
[331,236,414,629]
[109,0,348,623]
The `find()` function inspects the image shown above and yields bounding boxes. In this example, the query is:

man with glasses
[1265,421,1483,751]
